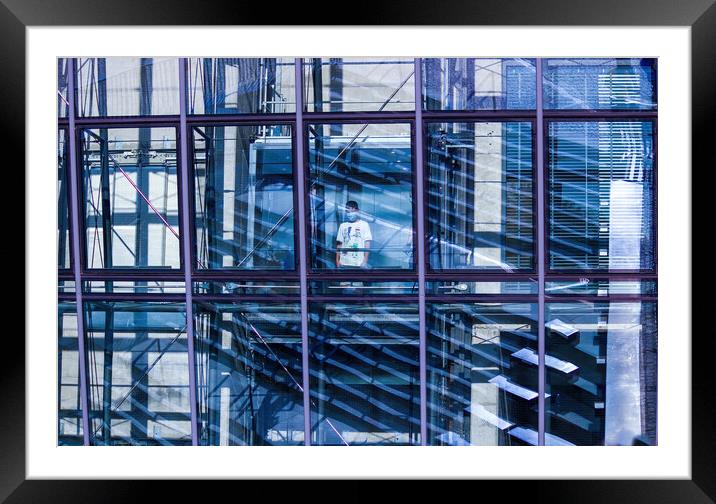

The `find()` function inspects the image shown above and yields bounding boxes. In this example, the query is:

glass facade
[80,126,180,269]
[84,302,191,445]
[192,124,295,270]
[58,57,657,446]
[548,121,655,271]
[423,58,536,110]
[427,303,539,445]
[427,121,534,271]
[308,122,414,271]
[194,302,304,445]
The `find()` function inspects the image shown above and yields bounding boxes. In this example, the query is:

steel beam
[179,58,200,445]
[67,58,92,445]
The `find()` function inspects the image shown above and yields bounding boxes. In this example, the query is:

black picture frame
[9,0,711,500]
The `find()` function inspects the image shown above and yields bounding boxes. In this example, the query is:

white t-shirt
[336,219,373,267]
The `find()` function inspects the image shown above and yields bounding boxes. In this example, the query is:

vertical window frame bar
[414,58,428,445]
[294,58,313,445]
[178,58,200,445]
[536,57,547,446]
[66,58,91,445]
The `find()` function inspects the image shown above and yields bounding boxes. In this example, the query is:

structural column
[294,59,313,445]
[414,58,428,445]
[178,58,200,445]
[536,58,546,446]
[66,58,92,445]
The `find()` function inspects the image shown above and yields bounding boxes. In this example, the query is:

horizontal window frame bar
[63,111,658,126]
[71,293,658,303]
[80,269,185,279]
[545,295,658,303]
[545,269,658,276]
[187,113,296,124]
[73,116,180,127]
[81,293,187,302]
[543,109,657,119]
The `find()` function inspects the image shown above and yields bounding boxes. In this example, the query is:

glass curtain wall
[58,57,657,446]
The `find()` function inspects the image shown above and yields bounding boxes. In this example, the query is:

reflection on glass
[543,58,657,110]
[194,281,300,296]
[193,125,294,270]
[304,58,415,112]
[423,58,536,110]
[58,280,76,294]
[308,123,413,270]
[84,281,185,294]
[85,302,190,445]
[545,302,657,445]
[546,279,657,296]
[76,58,179,117]
[187,58,296,115]
[58,58,69,118]
[427,303,539,445]
[58,129,70,269]
[81,127,180,269]
[427,122,534,271]
[548,121,654,271]
[310,280,418,295]
[427,280,537,295]
[58,302,82,445]
[194,303,304,445]
[309,303,420,445]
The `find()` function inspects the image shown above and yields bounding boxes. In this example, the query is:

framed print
[10,0,712,500]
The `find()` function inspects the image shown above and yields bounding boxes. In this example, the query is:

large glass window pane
[58,302,82,445]
[194,303,303,445]
[81,127,180,269]
[187,58,296,114]
[58,129,70,269]
[58,58,69,118]
[76,57,180,117]
[546,279,657,296]
[548,121,655,271]
[193,125,294,270]
[85,302,191,445]
[423,58,536,110]
[304,58,415,112]
[308,123,413,271]
[309,303,420,445]
[427,280,537,295]
[427,121,534,271]
[427,303,539,445]
[545,302,657,445]
[543,58,656,110]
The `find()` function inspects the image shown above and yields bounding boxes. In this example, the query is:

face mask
[346,212,358,222]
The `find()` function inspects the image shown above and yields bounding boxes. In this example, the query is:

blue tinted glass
[304,58,415,112]
[58,302,83,445]
[546,279,657,296]
[545,302,657,445]
[309,303,420,445]
[194,303,304,445]
[81,127,180,269]
[427,281,538,295]
[427,303,539,445]
[58,58,69,118]
[76,58,180,117]
[58,129,70,269]
[548,121,655,271]
[193,125,294,270]
[308,123,414,271]
[187,58,295,114]
[543,58,656,110]
[427,122,534,271]
[423,58,536,110]
[85,302,191,445]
